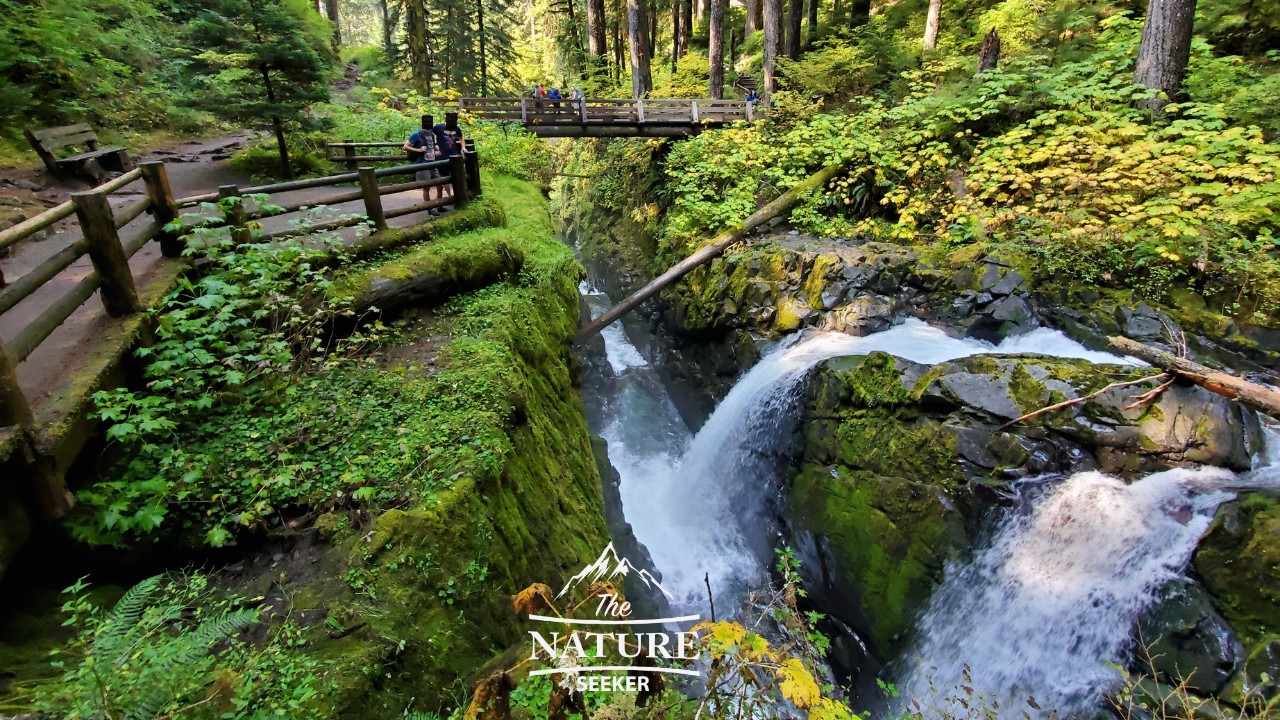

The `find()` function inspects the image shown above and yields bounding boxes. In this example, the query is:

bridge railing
[1,151,482,516]
[458,97,755,125]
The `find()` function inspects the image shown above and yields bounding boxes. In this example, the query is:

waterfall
[890,429,1280,718]
[584,308,1134,615]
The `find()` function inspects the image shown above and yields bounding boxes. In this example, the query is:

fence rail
[0,149,483,487]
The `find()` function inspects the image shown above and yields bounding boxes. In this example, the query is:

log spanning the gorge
[1108,336,1280,419]
[576,160,845,341]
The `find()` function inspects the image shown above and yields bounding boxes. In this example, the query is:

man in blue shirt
[402,123,442,215]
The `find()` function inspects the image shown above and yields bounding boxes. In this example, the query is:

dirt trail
[0,133,458,411]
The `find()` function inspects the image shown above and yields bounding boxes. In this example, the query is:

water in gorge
[579,282,1274,715]
[890,427,1280,717]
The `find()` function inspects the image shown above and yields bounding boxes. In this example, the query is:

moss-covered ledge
[287,175,610,717]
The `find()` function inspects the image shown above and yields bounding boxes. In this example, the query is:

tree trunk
[613,7,625,83]
[976,28,1000,73]
[1108,337,1280,420]
[745,0,761,35]
[271,116,292,180]
[709,0,725,97]
[258,62,293,180]
[405,0,432,93]
[679,0,692,55]
[805,0,817,47]
[923,0,940,50]
[1133,0,1197,111]
[673,0,681,72]
[649,4,657,59]
[378,0,393,57]
[847,0,869,28]
[831,0,840,25]
[762,0,781,97]
[786,0,802,57]
[588,0,608,58]
[475,0,489,95]
[324,0,341,47]
[627,0,654,96]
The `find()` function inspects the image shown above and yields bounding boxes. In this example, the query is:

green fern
[40,574,268,720]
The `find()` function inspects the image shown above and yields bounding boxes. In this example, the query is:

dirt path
[0,133,461,412]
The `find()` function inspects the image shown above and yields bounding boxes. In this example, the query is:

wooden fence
[0,150,482,515]
[457,97,755,125]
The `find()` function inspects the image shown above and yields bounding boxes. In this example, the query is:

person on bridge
[403,125,442,216]
[570,87,583,101]
[549,86,562,110]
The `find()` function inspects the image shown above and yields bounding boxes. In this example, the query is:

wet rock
[12,179,40,191]
[1194,496,1280,646]
[1135,387,1255,470]
[1134,579,1242,695]
[939,372,1023,420]
[1219,635,1280,705]
[824,295,894,336]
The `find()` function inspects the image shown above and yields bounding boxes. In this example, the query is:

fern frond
[90,575,164,668]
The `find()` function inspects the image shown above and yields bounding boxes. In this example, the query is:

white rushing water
[892,427,1280,718]
[584,307,1136,612]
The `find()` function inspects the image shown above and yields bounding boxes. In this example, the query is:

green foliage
[228,137,331,180]
[76,201,377,545]
[655,14,1280,320]
[0,0,183,134]
[183,0,336,175]
[37,574,321,720]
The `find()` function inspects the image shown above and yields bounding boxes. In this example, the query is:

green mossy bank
[304,175,610,716]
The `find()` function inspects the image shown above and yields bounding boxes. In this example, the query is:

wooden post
[0,341,33,428]
[746,101,755,122]
[71,190,140,317]
[637,99,646,123]
[219,185,251,246]
[521,98,529,123]
[358,167,387,231]
[342,139,357,172]
[580,98,589,123]
[448,154,470,208]
[465,150,482,196]
[140,161,183,258]
[691,100,700,123]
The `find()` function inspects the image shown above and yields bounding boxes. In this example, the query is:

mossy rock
[1195,495,1280,646]
[789,464,966,658]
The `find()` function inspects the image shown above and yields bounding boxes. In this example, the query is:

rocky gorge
[565,172,1280,713]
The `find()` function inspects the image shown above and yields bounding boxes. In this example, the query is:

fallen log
[1108,336,1280,419]
[575,160,846,341]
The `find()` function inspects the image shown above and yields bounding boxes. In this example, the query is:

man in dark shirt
[402,125,442,215]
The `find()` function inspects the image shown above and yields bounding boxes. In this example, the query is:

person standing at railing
[403,125,443,216]
[432,113,467,207]
[549,86,562,111]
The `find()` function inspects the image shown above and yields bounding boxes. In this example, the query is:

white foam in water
[601,318,1135,612]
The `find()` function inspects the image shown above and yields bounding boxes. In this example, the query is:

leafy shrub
[228,140,331,181]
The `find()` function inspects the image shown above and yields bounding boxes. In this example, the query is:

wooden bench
[24,124,132,182]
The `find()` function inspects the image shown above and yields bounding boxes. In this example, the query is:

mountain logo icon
[557,542,676,601]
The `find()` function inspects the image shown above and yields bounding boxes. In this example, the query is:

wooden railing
[458,97,755,125]
[0,150,483,437]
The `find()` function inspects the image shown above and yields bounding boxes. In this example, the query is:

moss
[1006,363,1049,417]
[297,175,610,718]
[789,465,965,657]
[1194,495,1280,645]
[804,354,962,490]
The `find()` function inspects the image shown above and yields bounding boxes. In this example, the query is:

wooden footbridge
[458,97,756,137]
